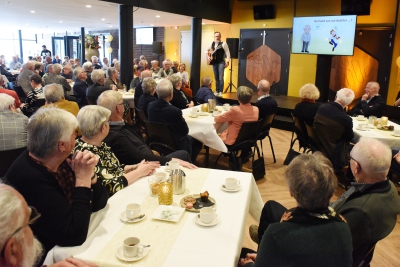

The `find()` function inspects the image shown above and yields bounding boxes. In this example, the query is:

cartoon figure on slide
[329,27,341,52]
[301,25,311,53]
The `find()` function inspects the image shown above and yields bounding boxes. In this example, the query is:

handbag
[283,149,301,165]
[252,146,266,181]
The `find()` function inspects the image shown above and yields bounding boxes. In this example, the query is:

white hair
[52,64,62,74]
[91,69,105,84]
[82,61,93,71]
[77,105,111,138]
[0,93,15,111]
[43,84,64,103]
[156,79,173,100]
[97,90,122,112]
[336,88,355,106]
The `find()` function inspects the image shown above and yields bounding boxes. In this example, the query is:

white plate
[366,125,375,129]
[151,205,185,223]
[356,127,368,131]
[194,214,220,227]
[189,115,198,118]
[391,133,400,137]
[221,184,242,192]
[116,245,149,262]
[120,212,146,223]
[356,117,367,121]
[199,112,209,116]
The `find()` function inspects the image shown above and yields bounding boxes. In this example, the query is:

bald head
[365,81,380,98]
[257,79,271,95]
[25,61,35,71]
[350,137,391,183]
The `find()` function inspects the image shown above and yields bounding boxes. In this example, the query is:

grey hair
[0,183,24,250]
[91,69,105,84]
[336,88,355,107]
[43,84,64,103]
[77,105,111,138]
[140,70,152,80]
[156,79,173,100]
[73,67,84,78]
[46,64,53,71]
[52,64,62,74]
[285,152,337,210]
[169,74,182,88]
[299,83,320,100]
[201,76,212,87]
[236,86,253,104]
[107,67,117,77]
[142,77,156,94]
[82,61,93,71]
[352,137,391,176]
[28,108,77,158]
[0,93,15,111]
[151,60,159,65]
[97,90,122,112]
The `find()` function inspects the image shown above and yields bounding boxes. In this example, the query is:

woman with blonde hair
[292,83,321,126]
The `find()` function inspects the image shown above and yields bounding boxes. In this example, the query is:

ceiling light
[109,25,112,28]
[30,10,35,13]
[86,5,91,8]
[59,21,63,23]
[156,15,160,18]
[101,18,105,21]
[150,24,154,26]
[6,2,11,4]
[202,23,205,25]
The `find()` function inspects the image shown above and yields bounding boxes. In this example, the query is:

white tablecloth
[352,118,400,149]
[44,167,263,267]
[182,106,228,153]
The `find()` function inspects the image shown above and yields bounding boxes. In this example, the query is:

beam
[119,5,134,88]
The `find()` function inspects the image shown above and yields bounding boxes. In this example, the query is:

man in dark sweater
[97,90,196,169]
[349,81,385,117]
[254,79,278,119]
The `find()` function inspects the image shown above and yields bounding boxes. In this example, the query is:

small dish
[194,214,220,227]
[356,127,367,131]
[151,206,185,223]
[116,245,149,262]
[199,112,209,116]
[391,133,400,137]
[221,184,242,192]
[180,194,216,212]
[189,114,199,118]
[120,212,146,223]
[356,117,367,121]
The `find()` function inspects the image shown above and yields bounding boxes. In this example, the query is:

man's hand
[67,151,98,188]
[224,62,229,68]
[49,258,98,267]
[135,160,160,177]
[393,151,400,164]
[280,211,293,222]
[239,253,257,266]
[361,92,369,101]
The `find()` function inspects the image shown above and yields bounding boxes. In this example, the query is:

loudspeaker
[341,0,370,15]
[226,38,239,59]
[253,5,275,20]
[152,41,162,54]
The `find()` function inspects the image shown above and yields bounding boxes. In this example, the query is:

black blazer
[254,96,278,119]
[292,101,322,126]
[137,94,158,117]
[73,79,88,107]
[349,95,385,117]
[170,88,192,110]
[86,83,108,103]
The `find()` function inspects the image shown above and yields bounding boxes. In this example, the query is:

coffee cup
[199,207,216,224]
[212,110,221,117]
[190,107,198,116]
[359,124,367,130]
[123,237,143,258]
[394,129,400,136]
[225,177,240,190]
[126,203,141,220]
[166,160,180,171]
[223,103,231,110]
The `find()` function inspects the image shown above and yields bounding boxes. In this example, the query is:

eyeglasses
[0,206,41,255]
[117,102,124,107]
[350,156,362,170]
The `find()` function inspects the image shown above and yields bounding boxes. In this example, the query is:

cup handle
[237,180,241,186]
[138,246,144,255]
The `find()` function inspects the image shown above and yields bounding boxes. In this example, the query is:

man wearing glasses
[206,32,231,97]
[0,184,97,267]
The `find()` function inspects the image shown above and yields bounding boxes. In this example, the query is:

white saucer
[120,212,146,223]
[199,112,209,116]
[116,246,149,262]
[189,114,199,118]
[391,133,400,137]
[194,214,220,227]
[366,125,375,129]
[356,118,367,121]
[221,184,242,192]
[356,127,367,131]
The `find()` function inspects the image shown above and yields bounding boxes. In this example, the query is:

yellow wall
[164,0,399,100]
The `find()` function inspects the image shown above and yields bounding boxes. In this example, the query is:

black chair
[257,114,276,163]
[0,147,26,177]
[290,114,312,153]
[86,97,96,105]
[135,108,148,143]
[305,124,321,152]
[13,86,26,102]
[214,120,261,171]
[33,98,46,108]
[145,121,176,155]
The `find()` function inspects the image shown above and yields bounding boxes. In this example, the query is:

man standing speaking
[207,32,230,97]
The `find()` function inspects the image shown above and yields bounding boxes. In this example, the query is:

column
[190,18,202,95]
[80,27,85,64]
[119,5,133,88]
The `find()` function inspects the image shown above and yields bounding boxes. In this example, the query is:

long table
[44,167,263,267]
[352,118,400,148]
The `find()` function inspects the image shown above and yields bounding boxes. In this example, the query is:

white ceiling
[1,0,225,34]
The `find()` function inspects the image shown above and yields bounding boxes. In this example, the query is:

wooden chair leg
[267,135,276,163]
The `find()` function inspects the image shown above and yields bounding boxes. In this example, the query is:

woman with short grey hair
[137,77,157,117]
[105,67,123,89]
[293,83,322,126]
[169,74,194,109]
[86,69,115,103]
[240,152,352,267]
[74,105,160,196]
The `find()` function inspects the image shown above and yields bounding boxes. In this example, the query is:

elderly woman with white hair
[73,105,160,196]
[292,83,321,126]
[105,67,123,89]
[5,107,108,265]
[82,61,94,85]
[137,77,157,117]
[241,152,352,266]
[169,74,194,109]
[86,69,116,104]
[160,60,173,78]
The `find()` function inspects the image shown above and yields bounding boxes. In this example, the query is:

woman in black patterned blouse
[73,105,160,196]
[20,74,44,117]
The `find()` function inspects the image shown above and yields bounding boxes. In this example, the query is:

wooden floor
[195,127,400,266]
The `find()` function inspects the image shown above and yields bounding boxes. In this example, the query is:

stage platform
[218,92,300,131]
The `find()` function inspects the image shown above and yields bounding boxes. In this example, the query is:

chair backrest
[0,147,26,177]
[291,114,309,149]
[86,97,96,105]
[13,86,26,98]
[384,105,400,123]
[145,121,176,150]
[229,120,260,152]
[305,124,320,152]
[259,113,275,134]
[33,98,46,108]
[136,108,147,122]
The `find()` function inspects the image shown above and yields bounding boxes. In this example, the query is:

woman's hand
[187,101,194,108]
[67,151,98,188]
[177,159,197,170]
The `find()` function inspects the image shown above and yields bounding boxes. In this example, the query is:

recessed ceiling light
[156,15,160,18]
[150,24,154,26]
[101,18,105,21]
[59,21,63,23]
[30,10,35,13]
[109,25,112,28]
[86,5,91,8]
